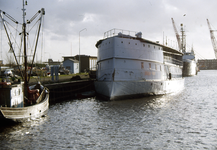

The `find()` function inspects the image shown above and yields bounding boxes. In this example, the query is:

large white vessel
[182,50,198,76]
[94,29,185,100]
[172,20,198,77]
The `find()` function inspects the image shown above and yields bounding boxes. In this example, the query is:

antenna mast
[180,23,186,53]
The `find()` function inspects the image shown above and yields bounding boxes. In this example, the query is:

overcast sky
[1,0,217,63]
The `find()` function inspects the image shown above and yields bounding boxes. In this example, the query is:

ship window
[159,47,160,50]
[121,41,123,43]
[160,65,162,71]
[155,64,157,70]
[143,44,145,47]
[149,63,151,69]
[148,45,150,48]
[135,43,137,45]
[141,62,144,69]
[154,46,155,49]
[129,42,130,44]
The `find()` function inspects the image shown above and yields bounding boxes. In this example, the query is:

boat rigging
[0,0,49,122]
[0,0,45,87]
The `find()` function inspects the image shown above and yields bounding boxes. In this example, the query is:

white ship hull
[95,29,184,100]
[95,79,184,100]
[183,59,197,77]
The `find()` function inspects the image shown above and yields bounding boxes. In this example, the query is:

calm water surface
[1,70,217,149]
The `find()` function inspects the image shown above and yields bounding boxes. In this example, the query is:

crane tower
[171,18,186,53]
[171,18,181,50]
[207,19,217,59]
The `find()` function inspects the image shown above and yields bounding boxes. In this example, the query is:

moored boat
[94,29,185,100]
[172,19,198,77]
[0,81,49,122]
[0,0,49,122]
[182,50,198,77]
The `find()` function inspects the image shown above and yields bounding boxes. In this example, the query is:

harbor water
[1,70,217,149]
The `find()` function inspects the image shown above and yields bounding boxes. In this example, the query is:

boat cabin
[0,81,24,108]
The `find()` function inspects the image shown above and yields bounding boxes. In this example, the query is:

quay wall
[45,80,95,103]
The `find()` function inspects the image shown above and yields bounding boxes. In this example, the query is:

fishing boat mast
[22,0,28,90]
[21,0,45,96]
[0,0,46,105]
[0,0,44,91]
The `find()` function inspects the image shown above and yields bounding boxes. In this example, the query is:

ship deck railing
[103,29,182,57]
[104,28,138,39]
[164,56,183,66]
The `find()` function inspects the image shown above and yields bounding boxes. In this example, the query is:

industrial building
[198,59,217,70]
[63,55,97,72]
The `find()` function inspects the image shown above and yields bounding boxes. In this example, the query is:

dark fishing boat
[0,0,49,122]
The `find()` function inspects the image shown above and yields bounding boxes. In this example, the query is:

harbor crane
[171,18,181,50]
[171,18,186,52]
[207,19,217,59]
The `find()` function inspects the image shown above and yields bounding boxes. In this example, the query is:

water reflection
[1,71,217,149]
[0,92,186,149]
[0,117,48,149]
